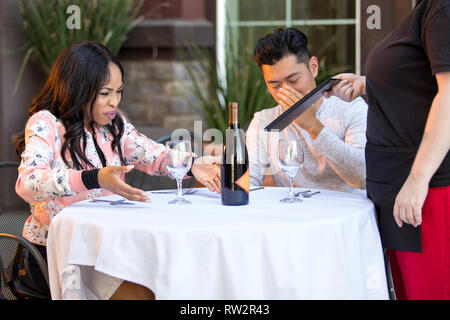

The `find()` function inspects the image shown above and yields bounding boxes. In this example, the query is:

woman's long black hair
[14,41,126,170]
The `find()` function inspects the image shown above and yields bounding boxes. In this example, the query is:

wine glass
[278,139,304,203]
[165,140,193,205]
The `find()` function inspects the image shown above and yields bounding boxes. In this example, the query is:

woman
[12,41,221,300]
[325,0,449,299]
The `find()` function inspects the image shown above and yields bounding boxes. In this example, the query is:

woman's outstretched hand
[324,73,366,102]
[98,165,150,202]
[191,156,221,193]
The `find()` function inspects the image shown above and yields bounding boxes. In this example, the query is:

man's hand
[324,73,366,102]
[278,85,305,110]
[98,165,150,202]
[393,174,429,228]
[278,85,324,139]
[191,156,221,193]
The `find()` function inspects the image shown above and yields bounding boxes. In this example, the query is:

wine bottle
[221,102,249,206]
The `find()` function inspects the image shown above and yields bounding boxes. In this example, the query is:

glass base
[168,197,191,205]
[280,197,303,203]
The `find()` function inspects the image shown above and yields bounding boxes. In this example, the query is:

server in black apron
[325,0,450,299]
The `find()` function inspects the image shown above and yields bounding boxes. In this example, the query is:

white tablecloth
[47,187,389,300]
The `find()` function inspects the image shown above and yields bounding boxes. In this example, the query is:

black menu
[264,78,341,131]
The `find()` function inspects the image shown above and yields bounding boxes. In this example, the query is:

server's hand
[324,73,366,102]
[393,174,428,228]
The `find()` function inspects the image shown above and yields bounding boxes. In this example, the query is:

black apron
[365,142,422,252]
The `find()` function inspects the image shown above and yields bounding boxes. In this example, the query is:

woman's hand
[393,174,429,228]
[324,73,366,102]
[98,165,150,202]
[191,156,221,193]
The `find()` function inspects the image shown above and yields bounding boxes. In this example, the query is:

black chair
[125,134,197,191]
[367,190,396,300]
[384,248,397,300]
[374,212,396,300]
[0,162,49,300]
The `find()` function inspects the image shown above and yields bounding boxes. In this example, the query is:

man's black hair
[253,27,312,68]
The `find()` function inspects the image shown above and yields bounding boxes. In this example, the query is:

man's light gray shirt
[246,96,368,194]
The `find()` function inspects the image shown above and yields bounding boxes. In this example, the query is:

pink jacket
[16,110,169,245]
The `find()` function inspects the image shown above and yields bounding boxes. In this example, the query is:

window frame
[216,0,362,88]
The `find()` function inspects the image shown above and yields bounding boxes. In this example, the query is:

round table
[47,187,388,299]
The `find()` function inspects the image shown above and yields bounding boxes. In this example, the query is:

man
[246,27,368,194]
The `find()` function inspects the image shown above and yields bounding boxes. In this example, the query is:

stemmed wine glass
[278,139,304,203]
[165,140,193,205]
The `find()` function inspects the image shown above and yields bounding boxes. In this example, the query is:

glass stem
[288,177,294,198]
[177,179,183,199]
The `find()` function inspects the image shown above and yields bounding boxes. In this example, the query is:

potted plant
[182,39,275,137]
[13,0,146,91]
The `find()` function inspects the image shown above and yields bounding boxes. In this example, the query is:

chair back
[0,236,21,300]
[0,162,31,300]
[0,162,29,234]
[0,162,29,213]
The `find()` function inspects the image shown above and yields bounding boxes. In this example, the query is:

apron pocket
[367,180,422,252]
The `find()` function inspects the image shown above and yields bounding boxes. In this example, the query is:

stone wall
[120,58,207,133]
